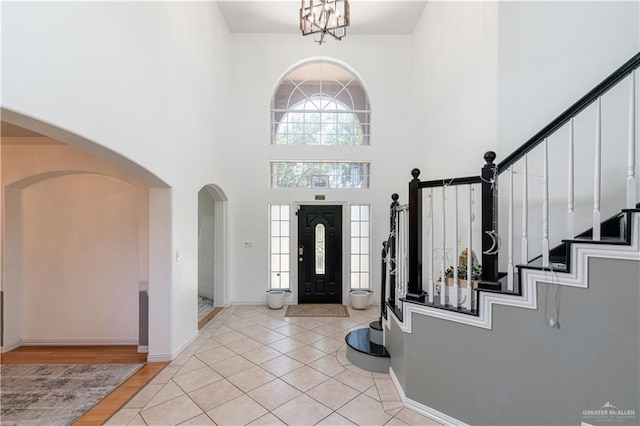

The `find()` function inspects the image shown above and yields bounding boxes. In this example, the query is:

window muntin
[271,62,370,146]
[350,205,370,289]
[275,96,364,146]
[271,161,369,189]
[269,205,290,289]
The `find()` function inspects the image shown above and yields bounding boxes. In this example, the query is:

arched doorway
[1,110,172,359]
[197,184,228,325]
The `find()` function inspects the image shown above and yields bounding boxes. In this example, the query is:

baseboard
[389,367,468,426]
[146,329,199,362]
[19,338,138,346]
[137,345,149,353]
[1,340,21,353]
[173,330,199,358]
[147,353,173,362]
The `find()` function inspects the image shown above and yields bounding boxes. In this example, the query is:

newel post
[388,194,399,307]
[406,169,424,301]
[480,151,500,288]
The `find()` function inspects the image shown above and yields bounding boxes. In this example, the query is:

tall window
[350,205,370,289]
[269,205,290,289]
[271,62,370,146]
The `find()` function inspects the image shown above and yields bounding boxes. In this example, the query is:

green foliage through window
[271,161,369,189]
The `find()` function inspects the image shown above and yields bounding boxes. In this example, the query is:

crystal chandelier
[300,0,350,45]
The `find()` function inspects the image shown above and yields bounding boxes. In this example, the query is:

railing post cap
[484,151,496,165]
[411,168,421,180]
[391,193,399,202]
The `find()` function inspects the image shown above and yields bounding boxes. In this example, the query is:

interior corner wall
[411,1,499,180]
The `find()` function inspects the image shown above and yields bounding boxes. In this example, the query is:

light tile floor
[107,305,441,426]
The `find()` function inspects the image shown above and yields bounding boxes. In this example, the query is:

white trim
[18,338,138,346]
[137,345,149,353]
[389,367,469,426]
[139,281,149,292]
[1,340,21,353]
[147,330,199,362]
[171,330,199,359]
[390,212,640,330]
[147,353,173,362]
[229,301,271,306]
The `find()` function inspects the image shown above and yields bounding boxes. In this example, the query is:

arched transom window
[271,62,370,146]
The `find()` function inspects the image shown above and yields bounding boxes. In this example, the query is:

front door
[297,205,342,304]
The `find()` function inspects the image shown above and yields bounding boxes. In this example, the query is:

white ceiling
[216,1,427,35]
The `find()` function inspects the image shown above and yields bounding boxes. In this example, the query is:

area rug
[285,304,350,318]
[0,363,143,426]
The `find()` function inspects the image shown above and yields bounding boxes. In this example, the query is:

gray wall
[387,257,639,425]
[139,290,148,347]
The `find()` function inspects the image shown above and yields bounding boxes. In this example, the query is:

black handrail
[418,175,481,188]
[497,51,640,174]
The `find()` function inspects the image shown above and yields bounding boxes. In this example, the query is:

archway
[1,110,172,359]
[197,184,228,324]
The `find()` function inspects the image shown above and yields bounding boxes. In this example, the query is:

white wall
[226,34,414,304]
[2,143,148,346]
[411,1,499,180]
[1,1,232,358]
[494,1,640,264]
[497,1,640,155]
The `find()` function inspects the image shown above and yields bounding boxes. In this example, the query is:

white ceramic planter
[266,290,286,309]
[350,290,370,310]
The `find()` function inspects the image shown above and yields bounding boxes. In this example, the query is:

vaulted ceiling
[216,1,427,35]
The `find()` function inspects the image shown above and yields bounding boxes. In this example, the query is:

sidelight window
[350,205,370,289]
[269,205,290,289]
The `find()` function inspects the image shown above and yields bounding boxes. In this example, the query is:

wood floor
[1,345,168,425]
[1,309,222,424]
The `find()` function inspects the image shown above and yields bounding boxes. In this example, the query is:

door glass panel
[315,223,325,274]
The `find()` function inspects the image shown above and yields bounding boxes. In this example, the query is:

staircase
[344,319,390,373]
[348,51,640,373]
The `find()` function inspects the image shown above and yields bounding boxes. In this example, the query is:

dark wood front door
[297,205,342,304]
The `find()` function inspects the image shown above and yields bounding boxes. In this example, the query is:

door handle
[299,246,304,262]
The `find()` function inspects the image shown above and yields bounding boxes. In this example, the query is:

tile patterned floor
[107,305,441,426]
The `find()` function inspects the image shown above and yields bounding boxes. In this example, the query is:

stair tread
[562,237,627,245]
[369,320,383,331]
[345,329,390,358]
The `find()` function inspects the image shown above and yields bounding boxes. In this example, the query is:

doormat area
[0,363,143,425]
[285,304,350,318]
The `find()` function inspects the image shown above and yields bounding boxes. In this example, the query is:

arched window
[271,61,370,146]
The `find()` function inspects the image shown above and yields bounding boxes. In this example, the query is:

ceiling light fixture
[300,0,350,45]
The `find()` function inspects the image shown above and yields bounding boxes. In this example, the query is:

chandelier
[300,0,350,45]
